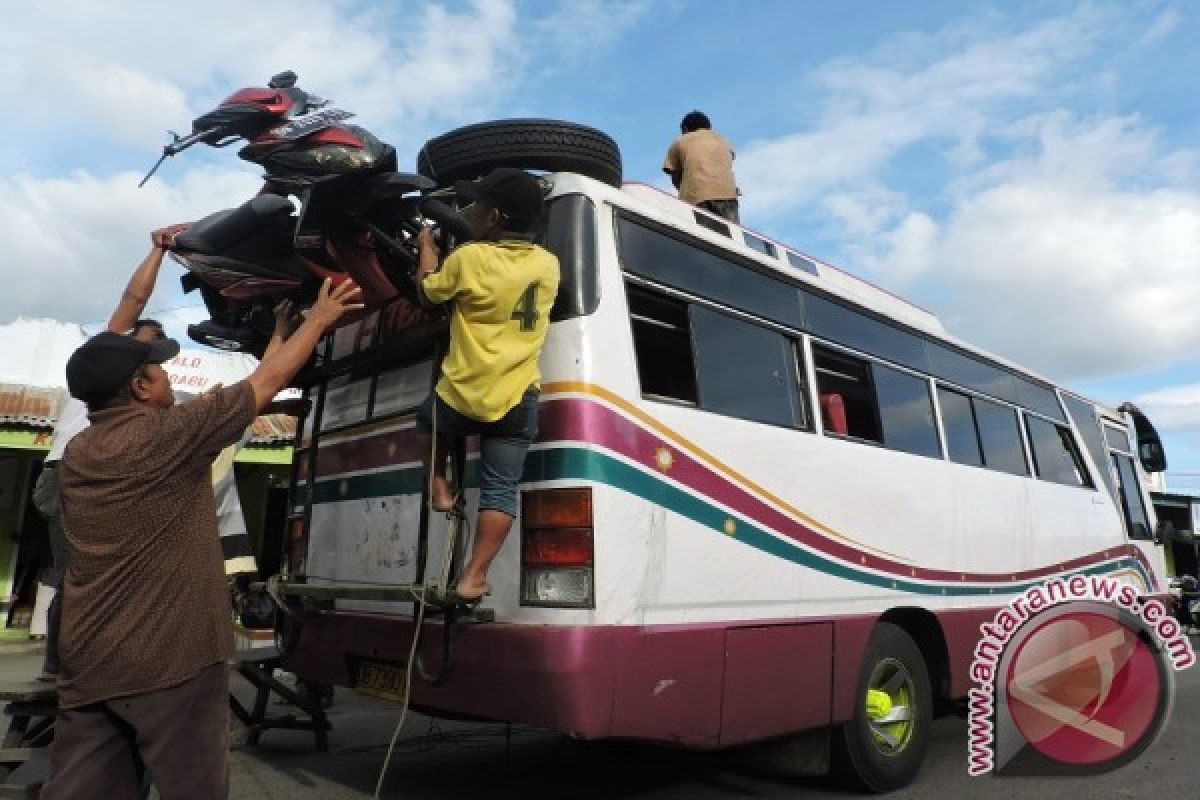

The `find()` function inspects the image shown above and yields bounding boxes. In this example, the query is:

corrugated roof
[0,318,296,447]
[0,384,67,427]
[248,413,297,445]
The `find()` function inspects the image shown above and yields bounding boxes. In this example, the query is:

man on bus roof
[663,110,741,223]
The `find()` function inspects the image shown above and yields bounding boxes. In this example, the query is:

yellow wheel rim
[864,658,916,756]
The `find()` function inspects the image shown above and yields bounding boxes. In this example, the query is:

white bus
[272,163,1170,791]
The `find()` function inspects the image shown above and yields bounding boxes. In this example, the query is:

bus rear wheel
[832,622,932,792]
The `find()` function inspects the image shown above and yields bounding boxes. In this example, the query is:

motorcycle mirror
[268,70,298,89]
[138,130,181,187]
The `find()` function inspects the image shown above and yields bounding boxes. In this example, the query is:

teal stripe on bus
[311,446,1151,594]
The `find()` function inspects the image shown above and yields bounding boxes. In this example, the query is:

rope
[373,371,467,798]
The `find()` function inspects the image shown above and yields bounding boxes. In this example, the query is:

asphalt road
[228,639,1200,800]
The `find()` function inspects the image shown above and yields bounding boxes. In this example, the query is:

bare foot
[453,578,492,601]
[430,475,454,512]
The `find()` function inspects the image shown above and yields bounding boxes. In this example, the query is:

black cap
[454,168,545,229]
[66,331,180,406]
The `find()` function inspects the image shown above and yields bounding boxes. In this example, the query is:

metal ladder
[265,333,490,682]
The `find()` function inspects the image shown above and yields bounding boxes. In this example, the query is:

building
[1151,490,1200,580]
[0,318,294,632]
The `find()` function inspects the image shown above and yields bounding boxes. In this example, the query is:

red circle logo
[1005,612,1162,765]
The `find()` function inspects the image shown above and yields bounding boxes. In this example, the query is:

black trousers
[41,662,229,800]
[42,584,61,675]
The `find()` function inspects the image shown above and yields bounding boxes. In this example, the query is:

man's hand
[151,224,187,252]
[307,278,364,331]
[247,278,363,412]
[272,299,301,339]
[416,225,441,281]
[108,224,186,332]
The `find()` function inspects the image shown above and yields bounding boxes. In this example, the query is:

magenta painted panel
[284,613,617,738]
[830,615,879,722]
[720,624,833,745]
[938,606,1002,697]
[610,627,726,748]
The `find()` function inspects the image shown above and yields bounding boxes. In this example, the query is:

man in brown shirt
[662,110,741,223]
[42,277,361,800]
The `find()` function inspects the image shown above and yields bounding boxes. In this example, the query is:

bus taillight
[520,488,594,608]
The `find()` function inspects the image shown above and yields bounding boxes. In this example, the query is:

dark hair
[681,111,711,133]
[134,318,163,335]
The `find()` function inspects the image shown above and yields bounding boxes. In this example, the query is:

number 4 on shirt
[511,282,539,331]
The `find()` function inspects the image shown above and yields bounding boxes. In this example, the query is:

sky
[2,0,1200,489]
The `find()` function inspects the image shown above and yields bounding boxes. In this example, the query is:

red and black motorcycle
[142,70,468,354]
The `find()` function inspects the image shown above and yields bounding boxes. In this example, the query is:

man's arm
[415,225,441,284]
[262,299,300,360]
[663,141,683,190]
[246,279,363,412]
[107,226,182,333]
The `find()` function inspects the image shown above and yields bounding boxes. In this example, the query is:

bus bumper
[280,610,842,748]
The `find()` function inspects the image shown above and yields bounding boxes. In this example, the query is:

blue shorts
[416,389,539,517]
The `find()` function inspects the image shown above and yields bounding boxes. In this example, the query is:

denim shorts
[416,389,539,517]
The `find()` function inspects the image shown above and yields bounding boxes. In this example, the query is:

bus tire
[832,622,932,792]
[416,119,623,188]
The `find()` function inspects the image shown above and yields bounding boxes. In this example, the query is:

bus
[270,168,1170,791]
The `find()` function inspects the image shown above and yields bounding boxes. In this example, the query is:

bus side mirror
[1155,519,1174,545]
[1118,402,1168,473]
[1140,441,1166,474]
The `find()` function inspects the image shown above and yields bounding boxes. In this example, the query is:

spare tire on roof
[416,119,622,188]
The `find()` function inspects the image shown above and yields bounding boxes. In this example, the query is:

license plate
[271,108,355,140]
[354,659,408,702]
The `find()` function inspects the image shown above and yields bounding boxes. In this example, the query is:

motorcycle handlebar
[138,127,221,188]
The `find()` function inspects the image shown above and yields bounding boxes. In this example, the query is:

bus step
[260,581,495,618]
[266,581,428,603]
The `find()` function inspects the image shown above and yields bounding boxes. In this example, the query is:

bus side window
[690,305,808,428]
[937,387,983,467]
[972,397,1029,476]
[812,346,881,443]
[872,364,941,458]
[626,284,698,404]
[936,386,1027,476]
[1112,453,1152,539]
[1026,414,1093,488]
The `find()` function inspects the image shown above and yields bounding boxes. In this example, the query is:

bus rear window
[538,194,598,321]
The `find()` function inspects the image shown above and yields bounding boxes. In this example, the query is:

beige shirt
[58,382,256,708]
[663,129,738,204]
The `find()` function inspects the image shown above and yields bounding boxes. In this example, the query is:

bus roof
[547,174,1116,416]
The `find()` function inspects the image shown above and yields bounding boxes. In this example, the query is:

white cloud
[0,0,525,328]
[0,0,654,332]
[534,0,664,60]
[0,0,520,157]
[0,168,262,326]
[729,6,1200,384]
[871,113,1200,380]
[737,6,1106,216]
[1136,383,1200,434]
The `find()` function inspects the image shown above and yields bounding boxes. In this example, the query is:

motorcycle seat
[175,195,296,256]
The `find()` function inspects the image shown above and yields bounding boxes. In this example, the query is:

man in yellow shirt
[416,168,560,601]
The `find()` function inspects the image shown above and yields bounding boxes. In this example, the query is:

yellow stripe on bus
[542,380,909,562]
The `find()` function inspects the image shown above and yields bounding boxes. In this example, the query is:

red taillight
[522,528,593,566]
[522,488,592,528]
[521,488,594,608]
